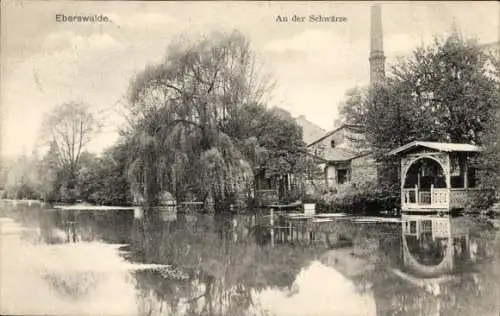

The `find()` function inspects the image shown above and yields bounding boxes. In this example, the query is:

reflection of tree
[133,269,194,315]
[371,217,500,316]
[372,269,499,316]
[316,217,499,315]
[129,214,324,315]
[43,272,100,300]
[6,204,499,315]
[132,214,499,316]
[325,222,403,296]
[36,209,135,245]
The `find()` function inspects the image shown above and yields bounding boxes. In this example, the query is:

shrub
[281,187,306,204]
[305,182,400,215]
[464,188,498,215]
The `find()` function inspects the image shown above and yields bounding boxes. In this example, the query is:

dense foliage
[124,30,309,210]
[0,31,310,210]
[2,30,497,213]
[336,32,499,210]
[77,143,131,206]
[367,34,497,153]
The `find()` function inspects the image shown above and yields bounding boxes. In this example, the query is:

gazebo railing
[403,186,473,209]
[419,191,432,204]
[450,188,477,208]
[403,188,418,204]
[432,188,448,205]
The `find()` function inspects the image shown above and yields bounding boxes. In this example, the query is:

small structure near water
[388,141,482,213]
[158,191,177,212]
[303,203,316,216]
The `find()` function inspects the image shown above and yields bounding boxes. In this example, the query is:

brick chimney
[369,4,386,85]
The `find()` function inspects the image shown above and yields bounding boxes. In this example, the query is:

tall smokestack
[369,4,386,85]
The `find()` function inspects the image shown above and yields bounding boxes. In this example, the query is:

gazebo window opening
[450,154,465,188]
[403,158,446,190]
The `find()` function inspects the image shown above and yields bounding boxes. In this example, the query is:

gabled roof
[309,147,357,163]
[387,141,482,156]
[307,124,365,148]
[480,41,499,50]
[294,115,328,146]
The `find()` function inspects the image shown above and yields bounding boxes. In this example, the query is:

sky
[1,1,498,157]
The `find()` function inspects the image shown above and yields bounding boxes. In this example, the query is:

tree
[78,143,132,206]
[338,32,499,194]
[469,48,500,210]
[372,33,496,148]
[2,153,41,199]
[338,32,497,150]
[335,87,369,126]
[36,141,60,202]
[240,105,309,199]
[125,30,276,210]
[41,101,100,199]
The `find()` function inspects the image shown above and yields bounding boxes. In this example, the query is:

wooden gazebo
[388,141,482,213]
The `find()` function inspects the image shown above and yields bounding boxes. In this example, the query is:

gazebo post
[445,154,451,209]
[417,170,421,192]
[464,161,468,189]
[415,184,419,204]
[431,184,434,205]
[401,157,407,208]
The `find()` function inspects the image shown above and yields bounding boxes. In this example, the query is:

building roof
[480,41,499,50]
[270,106,293,119]
[307,124,365,148]
[387,141,482,156]
[294,115,328,146]
[310,147,357,163]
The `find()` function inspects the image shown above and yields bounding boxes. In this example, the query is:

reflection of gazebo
[401,215,471,277]
[388,141,482,213]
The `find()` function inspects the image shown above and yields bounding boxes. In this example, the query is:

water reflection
[401,215,476,277]
[129,212,324,315]
[0,202,498,316]
[0,217,139,315]
[378,214,500,316]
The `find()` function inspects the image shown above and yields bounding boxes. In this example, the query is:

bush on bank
[304,182,400,215]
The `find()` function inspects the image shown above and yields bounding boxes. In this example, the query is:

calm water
[1,202,499,316]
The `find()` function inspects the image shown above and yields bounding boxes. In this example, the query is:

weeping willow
[124,30,273,210]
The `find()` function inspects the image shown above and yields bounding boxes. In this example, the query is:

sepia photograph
[1,1,499,315]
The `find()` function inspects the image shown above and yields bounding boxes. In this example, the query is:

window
[331,139,336,148]
[337,169,349,184]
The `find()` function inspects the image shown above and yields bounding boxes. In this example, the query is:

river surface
[1,202,499,316]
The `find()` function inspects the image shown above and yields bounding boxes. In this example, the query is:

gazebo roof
[387,141,482,156]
